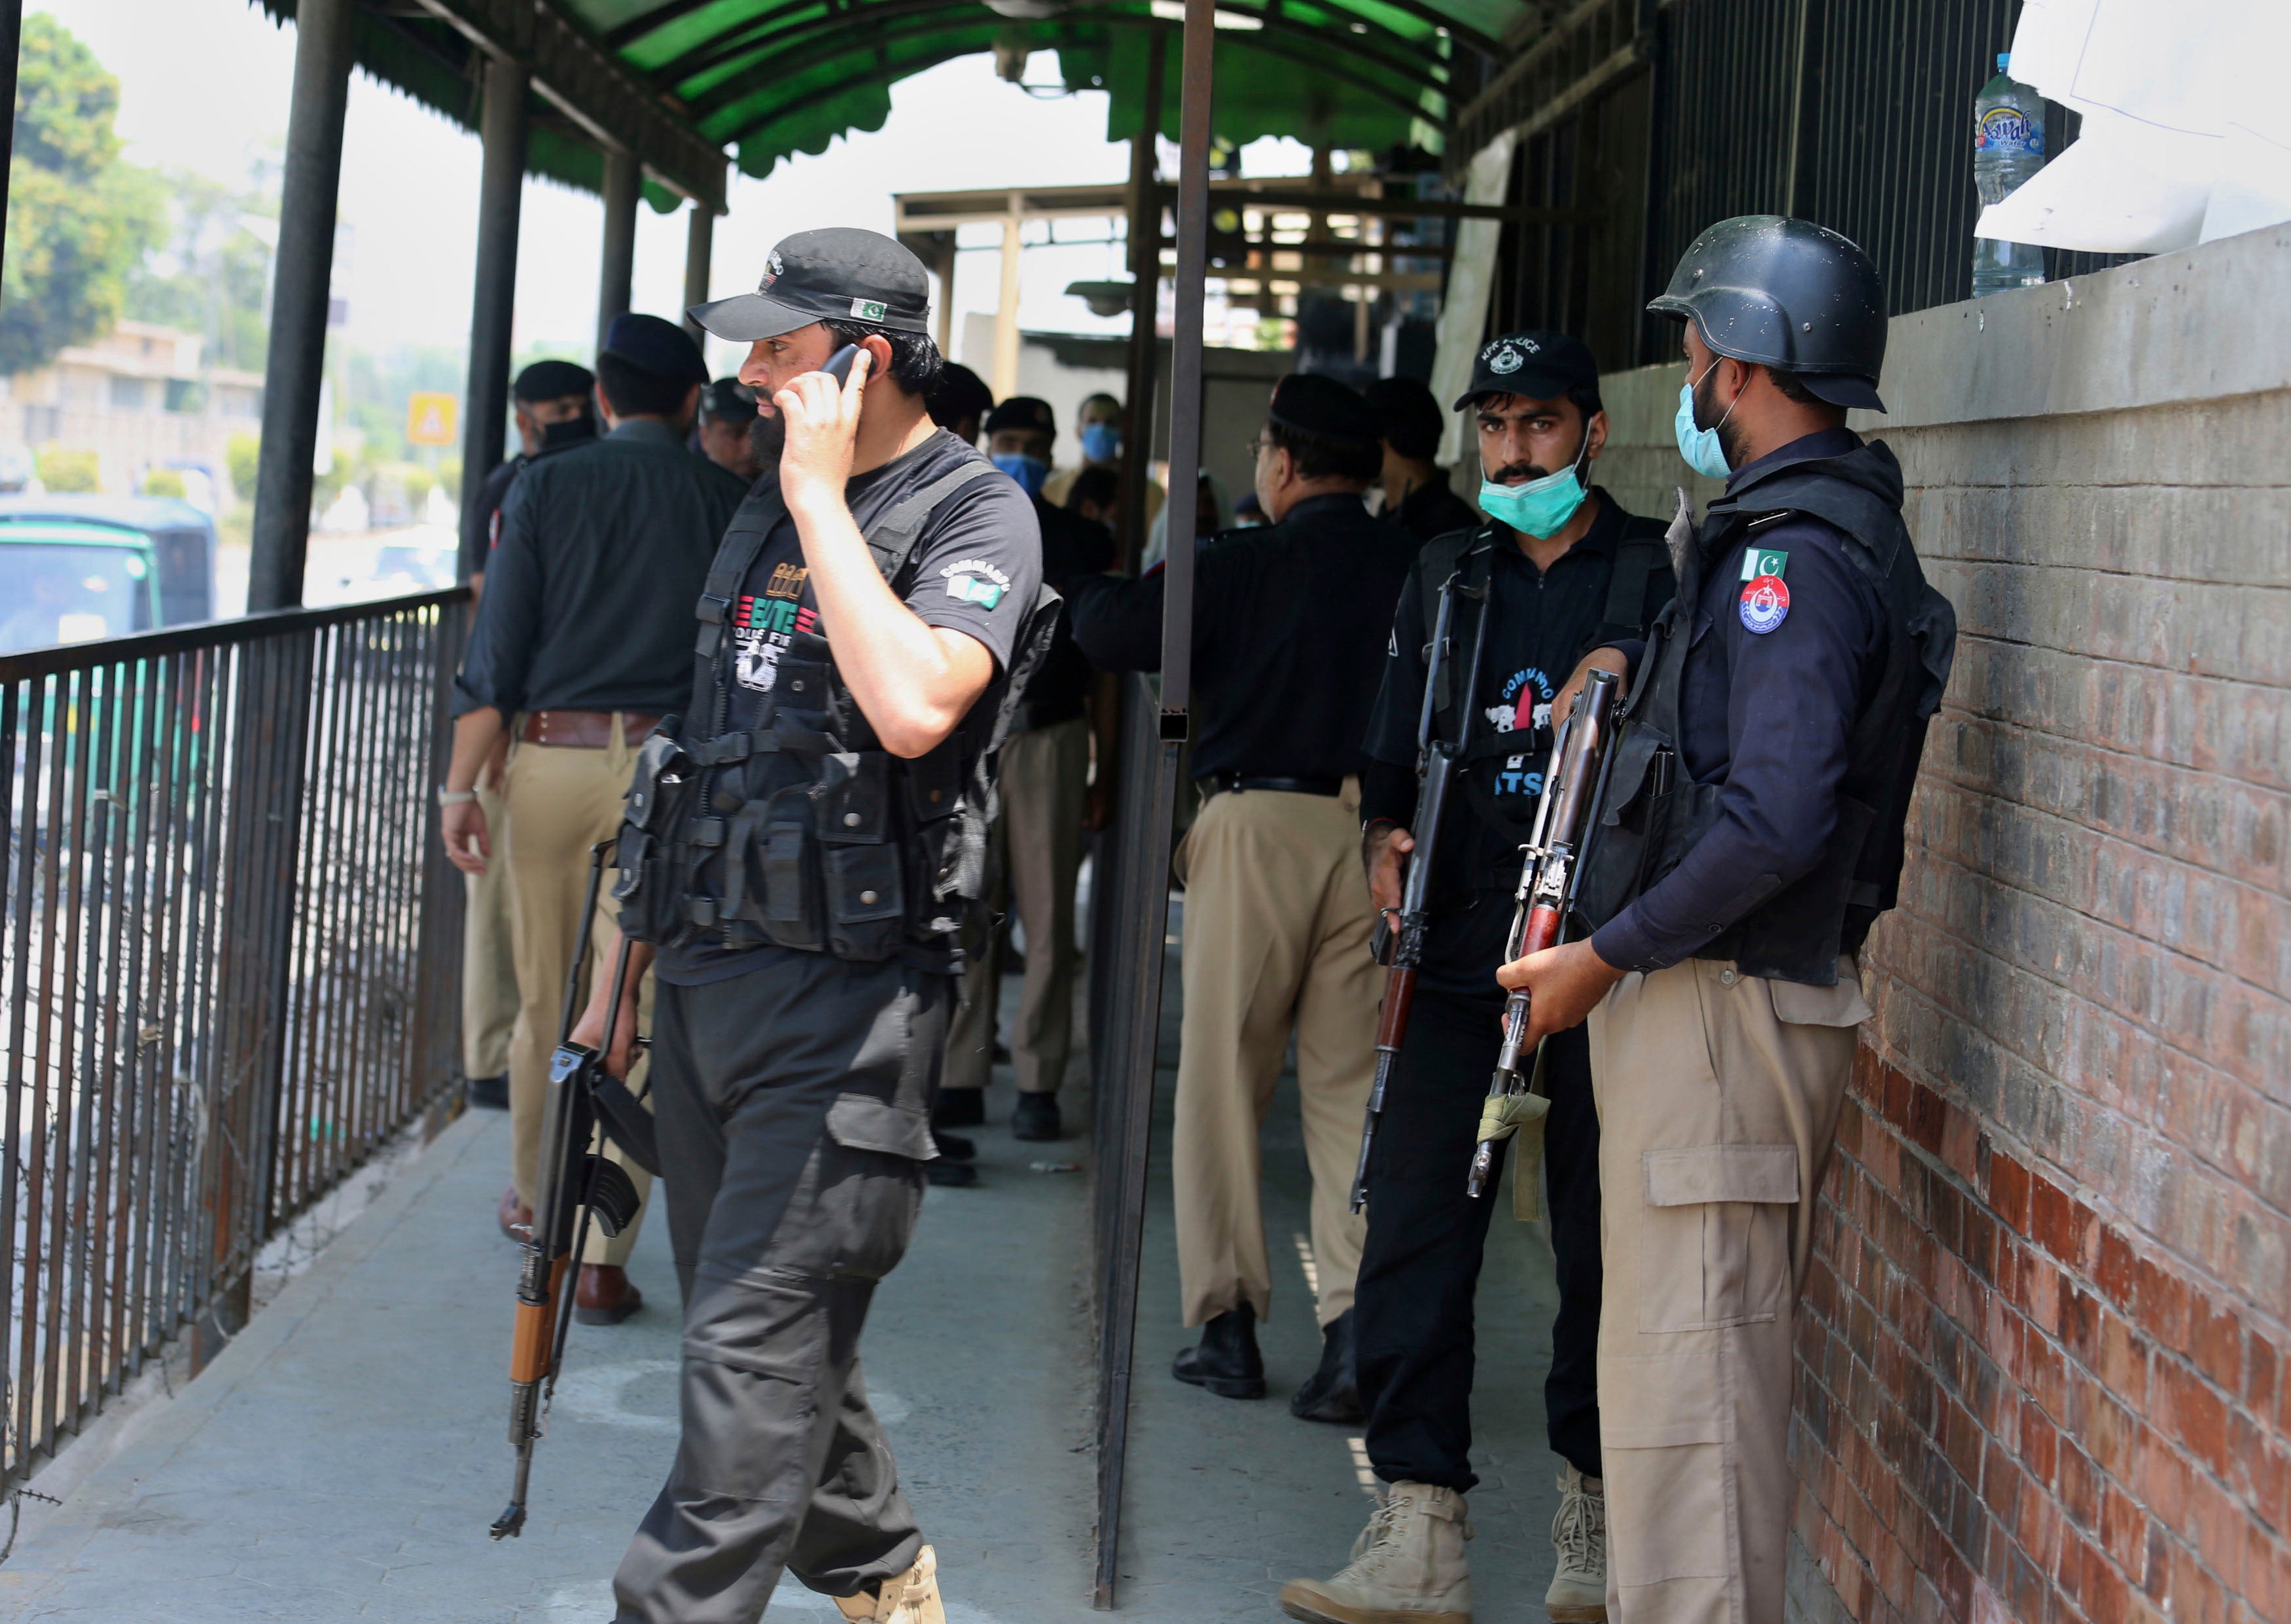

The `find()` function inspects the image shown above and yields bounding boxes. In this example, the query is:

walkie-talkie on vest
[1466,667,1620,1199]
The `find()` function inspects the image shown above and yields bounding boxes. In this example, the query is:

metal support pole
[1116,32,1167,572]
[598,146,640,353]
[933,241,959,359]
[457,57,529,557]
[992,202,1023,400]
[1090,0,1211,1608]
[682,202,715,351]
[245,0,354,614]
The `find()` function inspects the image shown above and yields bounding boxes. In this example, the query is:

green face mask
[1478,432,1591,538]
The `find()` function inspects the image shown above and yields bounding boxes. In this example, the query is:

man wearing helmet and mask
[1503,218,1956,1624]
[1281,332,1673,1624]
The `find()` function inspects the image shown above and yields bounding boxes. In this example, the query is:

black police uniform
[457,414,597,584]
[1353,490,1671,1494]
[1387,476,1479,547]
[610,222,1047,1624]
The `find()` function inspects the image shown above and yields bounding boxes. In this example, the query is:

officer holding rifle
[1506,218,1953,1624]
[560,228,1046,1624]
[1281,333,1671,1624]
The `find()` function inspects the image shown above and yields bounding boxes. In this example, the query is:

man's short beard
[1691,368,1747,471]
[748,409,786,466]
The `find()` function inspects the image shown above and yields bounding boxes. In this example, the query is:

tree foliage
[126,158,279,376]
[0,15,162,376]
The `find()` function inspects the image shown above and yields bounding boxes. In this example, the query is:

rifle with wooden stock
[1349,561,1488,1212]
[1466,666,1622,1203]
[489,839,661,1540]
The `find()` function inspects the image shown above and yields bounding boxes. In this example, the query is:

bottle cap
[1997,52,2011,70]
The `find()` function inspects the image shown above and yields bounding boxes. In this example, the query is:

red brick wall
[1779,345,2291,1617]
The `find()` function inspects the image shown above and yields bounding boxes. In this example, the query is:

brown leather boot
[575,1265,644,1325]
[497,1185,532,1242]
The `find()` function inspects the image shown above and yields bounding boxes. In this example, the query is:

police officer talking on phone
[1508,218,1954,1624]
[571,228,1046,1624]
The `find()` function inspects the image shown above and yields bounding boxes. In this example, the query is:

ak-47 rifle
[490,839,662,1540]
[1466,667,1622,1201]
[1350,561,1489,1212]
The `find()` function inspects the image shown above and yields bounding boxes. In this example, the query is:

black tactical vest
[1575,446,1957,985]
[613,454,1059,970]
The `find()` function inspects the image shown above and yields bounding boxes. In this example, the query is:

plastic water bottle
[1972,51,2048,295]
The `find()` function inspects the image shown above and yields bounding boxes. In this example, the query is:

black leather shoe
[925,1158,978,1188]
[1173,1306,1265,1399]
[1012,1093,1061,1141]
[933,1088,985,1129]
[468,1074,509,1111]
[1289,1307,1364,1422]
[934,1130,977,1161]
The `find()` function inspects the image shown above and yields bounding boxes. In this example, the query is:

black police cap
[690,228,931,343]
[927,362,993,432]
[512,359,594,404]
[1648,215,1887,411]
[599,313,709,388]
[700,378,758,423]
[1362,376,1445,458]
[1453,331,1599,411]
[984,396,1057,437]
[1267,373,1377,446]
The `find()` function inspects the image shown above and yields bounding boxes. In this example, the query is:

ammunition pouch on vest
[1576,465,1957,986]
[614,453,1060,968]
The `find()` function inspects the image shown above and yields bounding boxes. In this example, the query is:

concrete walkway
[0,961,1571,1623]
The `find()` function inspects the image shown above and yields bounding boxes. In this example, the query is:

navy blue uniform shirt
[1065,491,1417,783]
[1591,428,1884,972]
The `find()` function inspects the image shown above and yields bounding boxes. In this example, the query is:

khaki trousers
[1171,783,1376,1330]
[1587,956,1869,1624]
[460,776,519,1081]
[504,726,656,1268]
[946,718,1089,1096]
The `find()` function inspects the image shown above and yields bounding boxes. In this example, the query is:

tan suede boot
[1279,1481,1474,1624]
[1545,1464,1607,1622]
[834,1544,946,1624]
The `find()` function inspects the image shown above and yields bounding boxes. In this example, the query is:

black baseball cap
[1453,330,1599,410]
[690,227,931,342]
[599,313,709,388]
[984,396,1057,437]
[700,378,758,423]
[1268,373,1378,446]
[512,359,594,403]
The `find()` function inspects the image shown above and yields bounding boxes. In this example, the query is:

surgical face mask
[1673,360,1739,480]
[1080,422,1122,465]
[1478,430,1593,538]
[992,452,1052,498]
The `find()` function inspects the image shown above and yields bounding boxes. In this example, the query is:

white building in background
[1,321,264,501]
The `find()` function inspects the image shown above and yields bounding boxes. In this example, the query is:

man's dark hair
[927,361,993,431]
[821,319,944,397]
[594,352,692,420]
[1066,465,1120,513]
[1265,417,1381,484]
[1362,376,1444,462]
[1760,365,1847,423]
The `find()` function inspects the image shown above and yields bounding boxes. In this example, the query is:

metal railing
[0,588,469,1494]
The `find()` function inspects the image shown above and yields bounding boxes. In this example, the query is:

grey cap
[690,227,932,342]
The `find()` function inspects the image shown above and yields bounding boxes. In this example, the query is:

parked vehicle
[0,519,165,654]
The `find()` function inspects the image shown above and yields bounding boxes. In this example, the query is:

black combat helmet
[1648,215,1887,411]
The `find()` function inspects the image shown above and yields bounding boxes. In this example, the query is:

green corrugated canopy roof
[255,0,1536,199]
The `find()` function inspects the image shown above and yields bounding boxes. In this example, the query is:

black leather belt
[1199,773,1343,797]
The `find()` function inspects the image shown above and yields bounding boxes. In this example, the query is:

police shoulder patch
[1739,574,1790,634]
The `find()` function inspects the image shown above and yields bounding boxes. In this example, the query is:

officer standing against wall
[572,228,1044,1624]
[1505,218,1953,1624]
[1068,374,1416,1422]
[1282,333,1673,1624]
[1362,375,1478,545]
[456,359,595,1112]
[941,395,1116,1140]
[442,315,745,1321]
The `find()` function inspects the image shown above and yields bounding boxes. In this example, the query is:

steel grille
[0,591,469,1494]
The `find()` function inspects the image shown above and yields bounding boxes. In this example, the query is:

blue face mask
[1478,431,1592,538]
[1673,361,1737,480]
[1080,422,1122,465]
[992,452,1052,499]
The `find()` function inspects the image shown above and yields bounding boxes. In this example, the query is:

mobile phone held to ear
[819,344,861,385]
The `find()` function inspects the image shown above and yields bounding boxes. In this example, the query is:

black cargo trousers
[1354,983,1603,1491]
[613,950,950,1624]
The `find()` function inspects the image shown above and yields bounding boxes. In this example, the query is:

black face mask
[541,414,597,451]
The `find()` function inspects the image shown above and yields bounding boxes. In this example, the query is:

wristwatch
[438,786,478,806]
